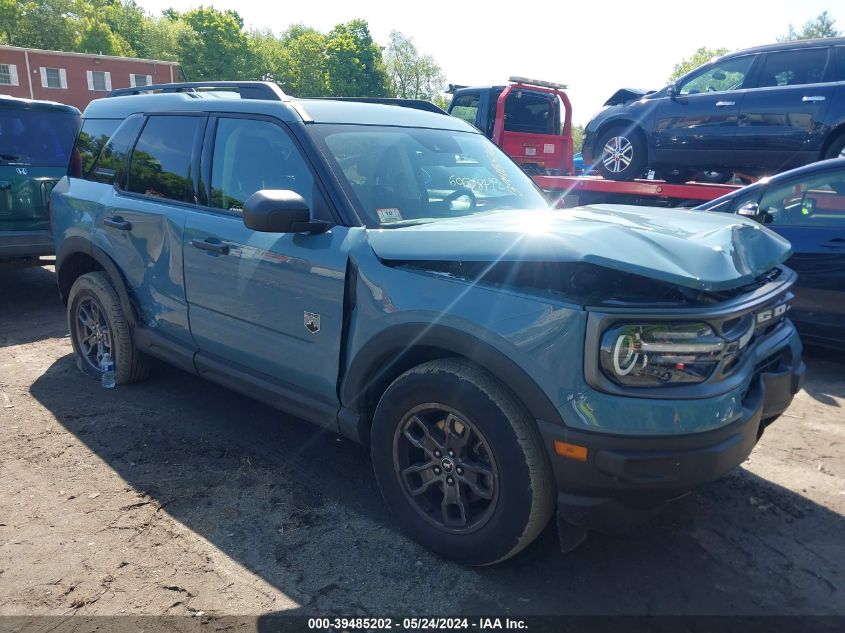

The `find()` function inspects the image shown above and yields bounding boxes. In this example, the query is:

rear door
[652,54,756,167]
[94,113,203,348]
[747,166,845,346]
[183,115,349,419]
[735,47,834,171]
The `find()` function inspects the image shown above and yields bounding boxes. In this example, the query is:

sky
[136,0,844,125]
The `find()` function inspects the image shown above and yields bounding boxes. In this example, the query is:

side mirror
[667,83,678,99]
[737,202,762,220]
[242,190,329,234]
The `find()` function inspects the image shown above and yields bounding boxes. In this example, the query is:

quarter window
[209,118,313,212]
[86,116,144,186]
[755,48,829,88]
[127,115,200,202]
[678,56,754,94]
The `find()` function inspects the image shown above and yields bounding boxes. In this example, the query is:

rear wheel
[371,359,555,565]
[68,272,150,385]
[596,127,646,181]
[695,169,734,184]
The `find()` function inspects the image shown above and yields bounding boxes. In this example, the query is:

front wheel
[596,127,647,181]
[371,359,555,565]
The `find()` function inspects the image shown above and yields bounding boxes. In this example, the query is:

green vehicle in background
[0,96,79,264]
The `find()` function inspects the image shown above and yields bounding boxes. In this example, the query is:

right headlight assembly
[599,322,732,387]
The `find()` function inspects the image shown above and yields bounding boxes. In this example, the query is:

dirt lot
[1,264,844,619]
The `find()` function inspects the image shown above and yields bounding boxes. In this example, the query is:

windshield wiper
[378,218,438,228]
[0,154,26,163]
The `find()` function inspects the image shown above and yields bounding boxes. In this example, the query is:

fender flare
[340,323,565,428]
[57,236,138,328]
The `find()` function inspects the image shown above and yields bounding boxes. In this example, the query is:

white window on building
[86,70,112,92]
[0,64,19,86]
[40,67,67,89]
[130,74,153,88]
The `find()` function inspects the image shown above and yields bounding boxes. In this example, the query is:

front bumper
[538,339,805,534]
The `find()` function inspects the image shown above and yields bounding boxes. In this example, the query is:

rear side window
[86,115,144,186]
[756,48,829,88]
[127,115,200,202]
[76,119,120,176]
[0,107,78,167]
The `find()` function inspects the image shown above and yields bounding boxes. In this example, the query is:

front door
[735,47,834,171]
[652,54,756,168]
[183,115,349,416]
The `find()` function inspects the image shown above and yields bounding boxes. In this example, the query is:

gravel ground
[1,264,843,619]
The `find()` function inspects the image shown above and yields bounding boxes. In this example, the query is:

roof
[718,36,845,58]
[0,44,180,66]
[83,88,476,132]
[0,94,80,115]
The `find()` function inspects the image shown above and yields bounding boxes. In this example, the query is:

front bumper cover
[538,342,805,535]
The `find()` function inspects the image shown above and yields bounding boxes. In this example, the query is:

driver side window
[757,170,845,227]
[678,55,755,95]
[210,117,313,213]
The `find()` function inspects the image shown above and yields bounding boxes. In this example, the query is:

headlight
[599,322,726,387]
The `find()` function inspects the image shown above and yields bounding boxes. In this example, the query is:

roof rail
[308,97,447,114]
[107,81,287,101]
[445,84,468,94]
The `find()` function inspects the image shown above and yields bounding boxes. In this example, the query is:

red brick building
[0,45,181,110]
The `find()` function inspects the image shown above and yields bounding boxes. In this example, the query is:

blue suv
[52,82,805,564]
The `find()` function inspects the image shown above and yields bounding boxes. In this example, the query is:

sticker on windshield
[377,208,403,223]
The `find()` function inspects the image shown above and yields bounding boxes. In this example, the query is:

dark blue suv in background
[583,38,845,183]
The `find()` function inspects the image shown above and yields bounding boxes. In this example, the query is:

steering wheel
[441,186,477,210]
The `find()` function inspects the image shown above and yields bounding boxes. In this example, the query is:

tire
[67,271,150,385]
[662,168,692,184]
[370,358,555,565]
[595,126,647,181]
[695,169,734,184]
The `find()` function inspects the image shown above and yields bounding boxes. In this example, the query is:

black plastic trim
[340,323,565,428]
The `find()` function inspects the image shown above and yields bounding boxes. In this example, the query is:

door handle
[191,238,230,255]
[715,101,735,107]
[103,216,132,231]
[802,96,826,102]
[820,238,844,249]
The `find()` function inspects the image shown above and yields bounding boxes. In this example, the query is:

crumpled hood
[367,205,792,292]
[603,88,653,106]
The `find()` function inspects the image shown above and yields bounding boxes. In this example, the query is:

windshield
[311,124,549,227]
[0,108,79,167]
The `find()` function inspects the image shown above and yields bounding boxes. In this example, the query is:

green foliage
[1,3,439,100]
[669,46,730,83]
[779,11,840,41]
[572,124,584,154]
[385,31,445,100]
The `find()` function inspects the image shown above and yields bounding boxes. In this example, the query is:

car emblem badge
[16,167,27,175]
[304,311,320,334]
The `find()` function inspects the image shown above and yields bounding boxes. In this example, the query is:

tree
[281,27,328,96]
[0,0,21,45]
[177,6,251,80]
[669,46,729,82]
[246,28,292,84]
[325,19,389,97]
[572,124,584,154]
[10,0,79,52]
[385,31,445,100]
[779,11,840,41]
